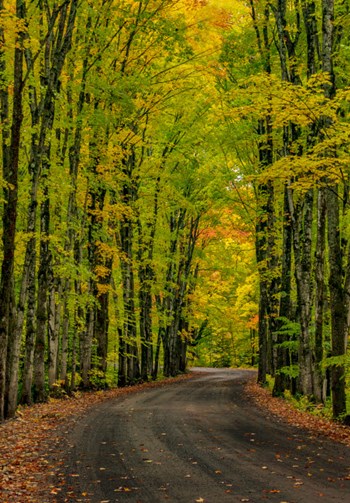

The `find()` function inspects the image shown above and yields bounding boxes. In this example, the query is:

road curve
[61,368,350,502]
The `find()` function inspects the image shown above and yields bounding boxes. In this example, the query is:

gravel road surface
[61,368,350,502]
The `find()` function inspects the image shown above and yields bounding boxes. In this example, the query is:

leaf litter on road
[0,374,194,502]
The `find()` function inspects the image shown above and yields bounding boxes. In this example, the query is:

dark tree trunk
[95,289,110,377]
[327,186,347,418]
[152,316,163,381]
[256,237,268,385]
[292,189,315,396]
[137,176,161,381]
[4,284,18,418]
[273,184,292,395]
[118,149,140,386]
[19,0,78,405]
[161,210,186,377]
[60,283,70,384]
[94,257,112,377]
[120,224,140,384]
[139,264,153,381]
[255,176,274,385]
[21,232,37,405]
[48,277,61,388]
[164,214,199,377]
[250,2,278,385]
[314,187,326,402]
[0,0,24,420]
[80,305,94,389]
[34,186,51,403]
[322,0,347,419]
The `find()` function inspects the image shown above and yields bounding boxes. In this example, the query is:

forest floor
[0,369,349,502]
[245,380,350,448]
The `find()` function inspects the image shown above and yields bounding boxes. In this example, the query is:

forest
[0,0,349,424]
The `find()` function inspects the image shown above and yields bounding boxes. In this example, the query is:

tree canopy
[0,0,349,423]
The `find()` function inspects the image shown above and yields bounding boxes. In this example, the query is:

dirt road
[61,368,350,502]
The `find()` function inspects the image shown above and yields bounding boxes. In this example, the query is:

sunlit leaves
[191,206,257,367]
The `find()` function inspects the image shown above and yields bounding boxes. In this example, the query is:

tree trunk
[139,264,153,381]
[60,283,70,383]
[20,0,78,405]
[273,184,293,395]
[118,150,140,385]
[322,0,347,419]
[94,258,112,377]
[21,241,37,404]
[0,0,24,420]
[314,187,326,402]
[327,186,347,418]
[164,214,199,376]
[256,180,275,385]
[152,315,162,380]
[161,210,186,377]
[48,278,61,388]
[292,189,314,396]
[137,177,161,380]
[34,188,51,403]
[4,285,18,418]
[80,305,95,388]
[249,2,275,385]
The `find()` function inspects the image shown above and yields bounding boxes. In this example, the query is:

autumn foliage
[0,0,349,426]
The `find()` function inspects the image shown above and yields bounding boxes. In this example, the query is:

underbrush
[265,375,350,422]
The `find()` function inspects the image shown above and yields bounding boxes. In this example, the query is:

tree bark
[20,0,78,405]
[80,305,95,388]
[314,187,326,402]
[48,278,61,388]
[322,0,347,419]
[250,1,278,385]
[255,174,275,384]
[137,176,161,380]
[34,184,51,402]
[161,209,186,377]
[273,184,293,395]
[327,186,347,418]
[118,149,140,385]
[60,284,70,384]
[291,188,315,396]
[0,0,25,420]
